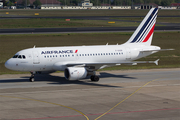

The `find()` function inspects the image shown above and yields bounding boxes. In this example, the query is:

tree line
[4,0,180,7]
[4,0,41,8]
[59,0,180,6]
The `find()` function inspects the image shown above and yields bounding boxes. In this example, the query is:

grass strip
[0,18,140,29]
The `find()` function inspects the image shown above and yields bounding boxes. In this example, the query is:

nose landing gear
[29,72,35,82]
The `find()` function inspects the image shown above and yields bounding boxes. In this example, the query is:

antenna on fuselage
[33,45,36,48]
[106,43,108,45]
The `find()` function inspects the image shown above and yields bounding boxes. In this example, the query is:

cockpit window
[13,55,18,58]
[12,55,26,59]
[22,55,26,59]
[18,55,22,59]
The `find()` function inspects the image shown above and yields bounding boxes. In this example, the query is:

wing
[65,59,159,71]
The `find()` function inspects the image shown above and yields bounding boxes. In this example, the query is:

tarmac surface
[0,68,180,120]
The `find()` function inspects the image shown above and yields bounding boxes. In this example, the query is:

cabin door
[126,48,131,60]
[32,51,40,64]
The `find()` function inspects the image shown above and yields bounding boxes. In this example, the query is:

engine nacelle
[64,67,88,80]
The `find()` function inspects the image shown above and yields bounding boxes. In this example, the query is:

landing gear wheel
[90,75,94,81]
[29,77,34,82]
[90,75,99,82]
[30,72,35,82]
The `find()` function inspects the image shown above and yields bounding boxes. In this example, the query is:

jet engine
[64,67,88,80]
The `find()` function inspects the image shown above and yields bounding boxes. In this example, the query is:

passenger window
[44,56,46,58]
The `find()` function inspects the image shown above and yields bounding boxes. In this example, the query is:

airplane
[5,8,173,82]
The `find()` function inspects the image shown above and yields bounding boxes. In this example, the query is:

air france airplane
[5,8,172,82]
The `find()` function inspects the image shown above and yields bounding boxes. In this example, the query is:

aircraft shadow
[0,78,30,83]
[99,72,136,79]
[0,72,137,88]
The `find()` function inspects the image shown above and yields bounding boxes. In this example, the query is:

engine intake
[64,67,88,80]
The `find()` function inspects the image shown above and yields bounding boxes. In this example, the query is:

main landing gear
[90,75,99,82]
[29,72,35,82]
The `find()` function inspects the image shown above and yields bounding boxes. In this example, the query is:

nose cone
[5,59,14,70]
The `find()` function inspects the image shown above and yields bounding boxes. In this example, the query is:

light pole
[131,0,133,9]
[25,0,27,9]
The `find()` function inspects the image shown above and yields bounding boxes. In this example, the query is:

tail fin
[125,8,158,46]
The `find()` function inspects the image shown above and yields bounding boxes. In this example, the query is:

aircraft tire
[30,77,34,82]
[91,75,99,82]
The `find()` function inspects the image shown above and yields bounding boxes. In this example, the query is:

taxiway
[0,68,180,120]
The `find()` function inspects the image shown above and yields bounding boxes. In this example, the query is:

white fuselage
[5,44,160,72]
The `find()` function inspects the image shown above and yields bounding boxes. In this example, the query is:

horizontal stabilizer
[123,59,159,66]
[140,49,174,52]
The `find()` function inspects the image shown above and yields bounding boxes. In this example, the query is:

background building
[78,0,93,7]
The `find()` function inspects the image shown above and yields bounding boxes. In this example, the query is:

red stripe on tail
[143,24,155,43]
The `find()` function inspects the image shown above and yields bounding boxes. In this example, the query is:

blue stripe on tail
[136,13,157,43]
[130,8,158,43]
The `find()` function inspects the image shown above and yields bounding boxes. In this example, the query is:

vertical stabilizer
[125,8,158,46]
